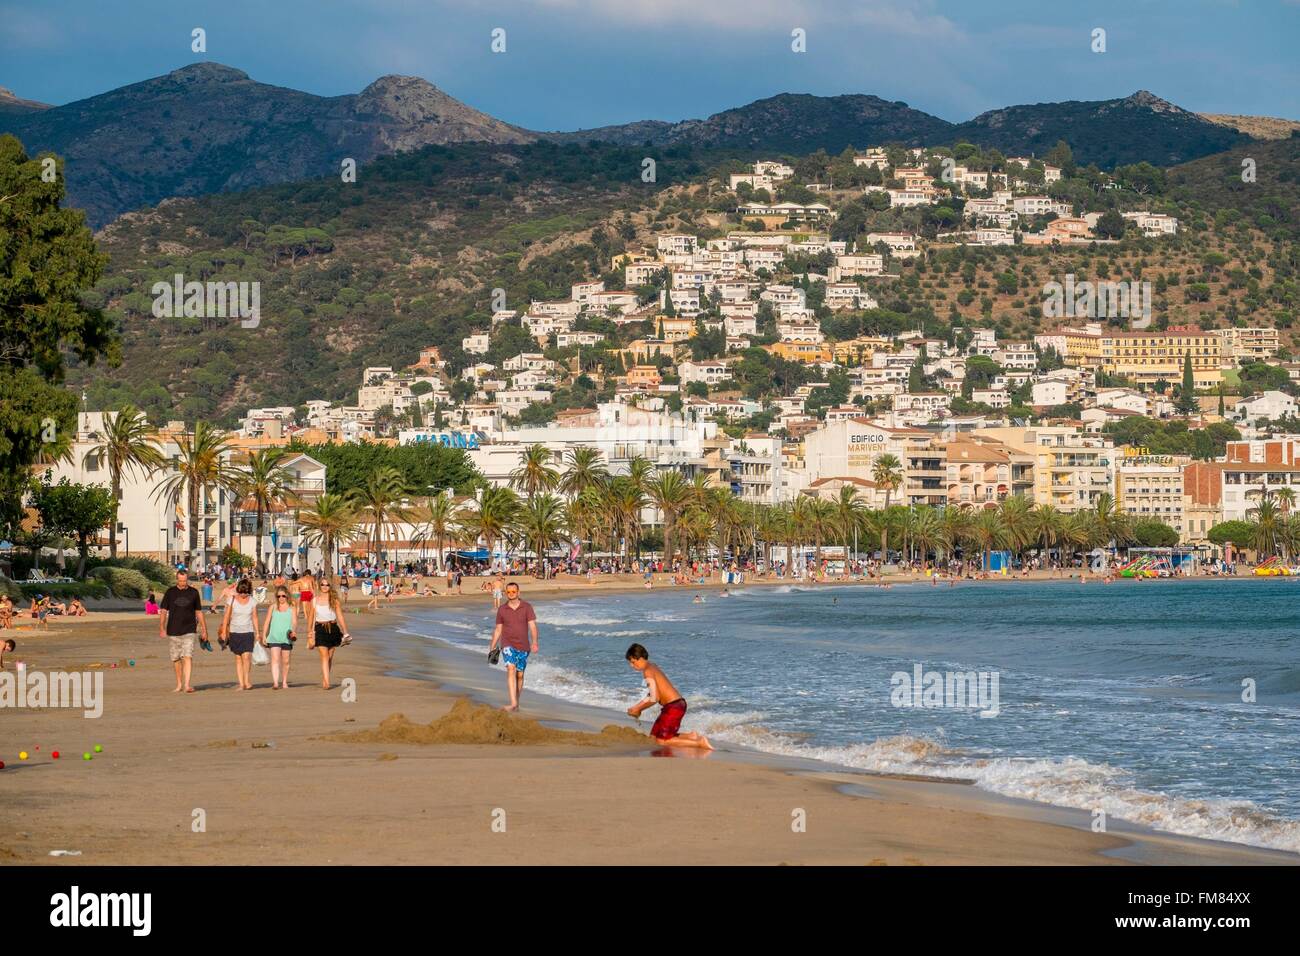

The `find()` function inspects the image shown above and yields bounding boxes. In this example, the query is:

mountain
[1200,113,1300,141]
[0,85,50,117]
[0,65,1262,225]
[547,92,953,153]
[952,91,1248,168]
[0,63,533,226]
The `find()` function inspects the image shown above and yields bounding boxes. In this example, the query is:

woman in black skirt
[305,578,351,690]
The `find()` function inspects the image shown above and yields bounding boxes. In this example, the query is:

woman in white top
[305,578,351,690]
[219,578,261,690]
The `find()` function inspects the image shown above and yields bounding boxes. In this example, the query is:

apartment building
[1115,451,1188,535]
[1099,328,1223,388]
[977,426,1114,511]
[801,420,946,506]
[942,438,1027,508]
[1214,327,1280,364]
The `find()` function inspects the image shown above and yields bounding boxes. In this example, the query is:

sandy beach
[2,575,1295,866]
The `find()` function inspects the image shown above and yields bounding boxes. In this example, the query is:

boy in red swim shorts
[625,643,713,750]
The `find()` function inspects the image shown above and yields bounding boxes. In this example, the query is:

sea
[390,577,1300,853]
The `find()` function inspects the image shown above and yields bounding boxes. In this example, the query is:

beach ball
[52,751,60,759]
[82,753,91,761]
[19,751,27,760]
[93,745,103,753]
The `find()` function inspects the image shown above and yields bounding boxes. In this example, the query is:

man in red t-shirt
[488,582,538,711]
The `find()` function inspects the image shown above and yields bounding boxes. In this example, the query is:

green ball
[82,752,91,761]
[93,745,103,753]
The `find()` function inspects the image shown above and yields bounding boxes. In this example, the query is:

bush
[18,581,110,601]
[86,555,175,582]
[0,576,22,600]
[88,566,152,599]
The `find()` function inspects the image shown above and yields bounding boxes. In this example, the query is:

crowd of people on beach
[0,592,86,630]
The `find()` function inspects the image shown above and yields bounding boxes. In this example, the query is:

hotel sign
[847,427,888,468]
[403,430,482,449]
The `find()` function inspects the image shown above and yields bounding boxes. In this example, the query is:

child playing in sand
[0,638,15,669]
[624,643,712,750]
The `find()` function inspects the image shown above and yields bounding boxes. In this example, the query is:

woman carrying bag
[305,578,351,690]
[218,578,260,691]
[261,587,298,690]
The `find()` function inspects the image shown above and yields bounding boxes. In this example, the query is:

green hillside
[73,141,705,422]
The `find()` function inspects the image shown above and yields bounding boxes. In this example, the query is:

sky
[2,0,1298,130]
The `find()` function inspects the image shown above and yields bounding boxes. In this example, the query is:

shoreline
[2,586,1295,865]
[381,592,1300,865]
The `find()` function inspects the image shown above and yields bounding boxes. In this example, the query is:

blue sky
[2,0,1297,129]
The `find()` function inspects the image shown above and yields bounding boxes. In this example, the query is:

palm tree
[909,506,943,566]
[1248,496,1280,558]
[152,421,242,567]
[1092,492,1134,566]
[997,494,1036,558]
[559,446,609,500]
[417,490,459,570]
[1278,515,1300,564]
[510,444,560,498]
[833,485,863,560]
[647,470,693,562]
[939,505,971,564]
[606,476,647,562]
[568,485,606,561]
[1274,487,1295,518]
[787,496,813,571]
[298,494,363,583]
[239,447,299,574]
[1031,504,1063,560]
[964,509,1008,572]
[514,493,569,570]
[83,405,165,559]
[348,467,413,566]
[871,454,904,563]
[807,498,837,567]
[1060,512,1095,570]
[461,485,521,564]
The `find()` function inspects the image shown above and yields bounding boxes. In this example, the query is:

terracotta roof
[807,476,880,489]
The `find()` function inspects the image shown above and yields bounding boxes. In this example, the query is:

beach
[1,576,1296,866]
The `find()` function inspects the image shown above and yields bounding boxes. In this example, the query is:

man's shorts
[500,646,530,671]
[169,633,196,662]
[650,698,688,741]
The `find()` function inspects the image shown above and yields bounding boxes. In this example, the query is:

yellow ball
[19,751,28,760]
[94,744,103,753]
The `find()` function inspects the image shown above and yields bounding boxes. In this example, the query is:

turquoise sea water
[396,578,1300,852]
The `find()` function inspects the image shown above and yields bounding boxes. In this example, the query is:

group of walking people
[157,568,351,693]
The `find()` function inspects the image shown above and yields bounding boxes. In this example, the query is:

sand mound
[326,698,647,748]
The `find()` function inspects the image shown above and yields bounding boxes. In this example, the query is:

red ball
[0,761,5,770]
[52,751,60,759]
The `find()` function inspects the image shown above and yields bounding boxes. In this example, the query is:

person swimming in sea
[692,594,704,604]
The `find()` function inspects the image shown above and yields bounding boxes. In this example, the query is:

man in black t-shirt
[159,569,209,693]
